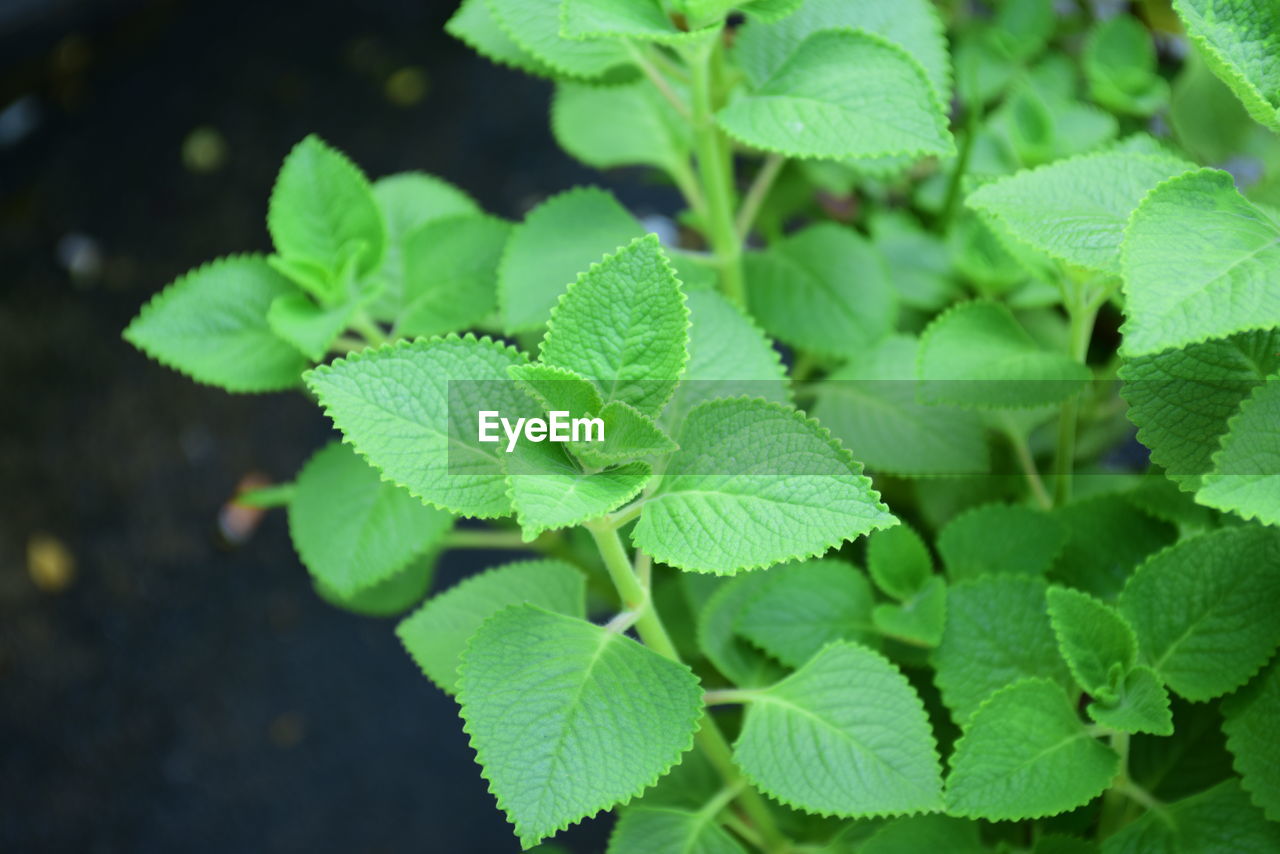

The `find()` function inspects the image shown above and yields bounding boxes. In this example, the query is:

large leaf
[485,0,629,79]
[732,642,944,816]
[1119,526,1280,701]
[1101,779,1280,853]
[458,605,702,847]
[859,815,986,854]
[1222,660,1280,821]
[632,398,896,574]
[1196,378,1280,525]
[607,805,746,854]
[552,80,692,176]
[396,214,510,338]
[124,255,308,392]
[1172,0,1280,132]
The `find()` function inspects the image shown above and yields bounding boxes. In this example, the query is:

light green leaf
[736,559,878,668]
[607,806,747,854]
[1120,168,1280,356]
[397,558,585,693]
[1222,659,1280,820]
[866,524,932,601]
[313,552,435,617]
[933,575,1073,724]
[498,187,645,333]
[1083,15,1169,117]
[966,150,1191,275]
[1172,0,1280,132]
[561,0,719,44]
[733,642,944,816]
[1049,495,1178,600]
[446,0,555,77]
[1119,526,1280,701]
[267,292,357,361]
[1197,379,1280,525]
[486,0,629,79]
[814,335,991,477]
[918,301,1092,409]
[633,398,896,574]
[305,335,533,518]
[267,135,386,280]
[868,210,961,311]
[717,30,953,161]
[1046,586,1138,699]
[945,678,1119,820]
[986,0,1054,63]
[872,576,946,648]
[124,255,309,392]
[860,815,985,854]
[697,570,789,687]
[396,214,510,338]
[540,234,689,418]
[744,223,895,358]
[505,442,651,539]
[457,605,703,847]
[938,503,1066,581]
[552,80,692,175]
[288,442,453,599]
[1086,665,1173,736]
[1101,779,1280,854]
[570,401,678,467]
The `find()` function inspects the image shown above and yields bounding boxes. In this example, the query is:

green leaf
[446,0,555,77]
[732,641,944,816]
[736,559,878,668]
[1033,836,1098,854]
[933,575,1073,724]
[868,211,961,311]
[918,301,1092,409]
[1083,15,1169,117]
[457,605,702,847]
[540,234,689,418]
[872,576,947,648]
[552,80,692,175]
[396,558,585,693]
[697,570,790,687]
[124,255,309,392]
[1196,379,1280,525]
[866,524,932,601]
[986,0,1054,63]
[498,187,644,333]
[1120,330,1280,490]
[396,214,510,338]
[859,815,985,854]
[1119,526,1280,701]
[607,806,747,854]
[267,292,357,361]
[1086,665,1173,736]
[267,135,386,280]
[1045,586,1138,698]
[507,362,603,411]
[1101,779,1280,854]
[1222,659,1280,820]
[288,442,453,599]
[485,0,629,79]
[305,335,532,518]
[744,223,896,358]
[313,553,436,617]
[937,503,1066,582]
[633,398,896,574]
[966,150,1191,275]
[814,335,991,477]
[717,30,953,161]
[570,401,678,467]
[1172,0,1280,132]
[561,0,719,44]
[505,442,651,539]
[945,678,1119,820]
[1120,168,1280,356]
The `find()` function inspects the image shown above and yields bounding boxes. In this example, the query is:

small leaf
[569,401,677,467]
[1083,15,1169,117]
[1119,526,1280,701]
[397,559,585,693]
[607,806,746,854]
[124,255,308,392]
[866,523,933,601]
[505,442,651,539]
[1086,665,1173,736]
[733,642,945,816]
[1222,659,1280,821]
[632,398,897,574]
[697,570,789,687]
[267,292,357,361]
[1196,378,1280,525]
[1101,779,1280,853]
[446,0,556,77]
[937,503,1066,582]
[457,605,702,847]
[552,80,692,176]
[945,678,1119,820]
[562,0,719,44]
[1046,586,1138,702]
[1172,0,1280,131]
[872,576,946,648]
[485,0,629,79]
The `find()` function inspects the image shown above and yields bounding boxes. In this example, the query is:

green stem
[350,310,388,347]
[1053,287,1099,506]
[443,528,533,550]
[736,153,785,240]
[235,482,295,509]
[1000,418,1052,510]
[625,41,691,119]
[1098,730,1134,838]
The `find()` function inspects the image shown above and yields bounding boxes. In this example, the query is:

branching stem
[736,153,785,240]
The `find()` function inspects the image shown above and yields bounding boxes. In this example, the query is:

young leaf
[1086,665,1173,736]
[866,524,932,601]
[1172,0,1280,132]
[933,576,1073,724]
[445,0,555,77]
[267,292,357,361]
[1119,526,1280,701]
[540,234,689,418]
[1196,379,1280,525]
[561,0,719,44]
[1045,586,1138,699]
[735,559,878,668]
[945,678,1119,820]
[717,30,953,161]
[569,401,677,467]
[607,806,745,854]
[1083,15,1169,117]
[1101,779,1280,853]
[1222,660,1280,821]
[457,605,702,848]
[485,0,629,79]
[124,255,309,392]
[732,642,945,816]
[288,442,453,599]
[305,335,533,518]
[744,223,895,358]
[498,187,644,333]
[632,398,897,574]
[267,135,386,280]
[859,815,986,854]
[505,442,651,539]
[397,558,585,693]
[872,576,947,648]
[966,150,1191,275]
[937,503,1066,582]
[697,570,789,687]
[918,301,1092,409]
[1120,168,1280,356]
[552,80,692,176]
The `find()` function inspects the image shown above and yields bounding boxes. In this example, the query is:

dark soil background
[0,1,674,850]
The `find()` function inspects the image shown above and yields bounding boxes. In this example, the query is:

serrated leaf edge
[483,0,629,81]
[1196,377,1280,525]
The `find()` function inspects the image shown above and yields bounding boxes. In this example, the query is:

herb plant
[125,1,1280,851]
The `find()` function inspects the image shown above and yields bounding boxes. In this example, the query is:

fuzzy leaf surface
[397,214,510,338]
[1046,586,1138,699]
[1222,660,1280,820]
[1196,378,1280,525]
[607,806,746,854]
[866,524,932,601]
[553,80,692,175]
[267,293,356,361]
[1086,665,1173,736]
[506,442,651,539]
[561,0,719,44]
[446,0,555,77]
[1172,0,1280,131]
[486,0,628,79]
[938,503,1066,581]
[569,401,677,467]
[872,576,946,648]
[1101,779,1280,853]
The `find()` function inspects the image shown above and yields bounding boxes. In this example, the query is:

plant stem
[350,310,387,347]
[1053,286,1099,506]
[625,41,692,119]
[443,528,533,550]
[736,153,785,240]
[235,482,296,509]
[1001,420,1052,509]
[1098,730,1134,838]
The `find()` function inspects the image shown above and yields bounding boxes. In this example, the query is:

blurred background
[0,1,675,850]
